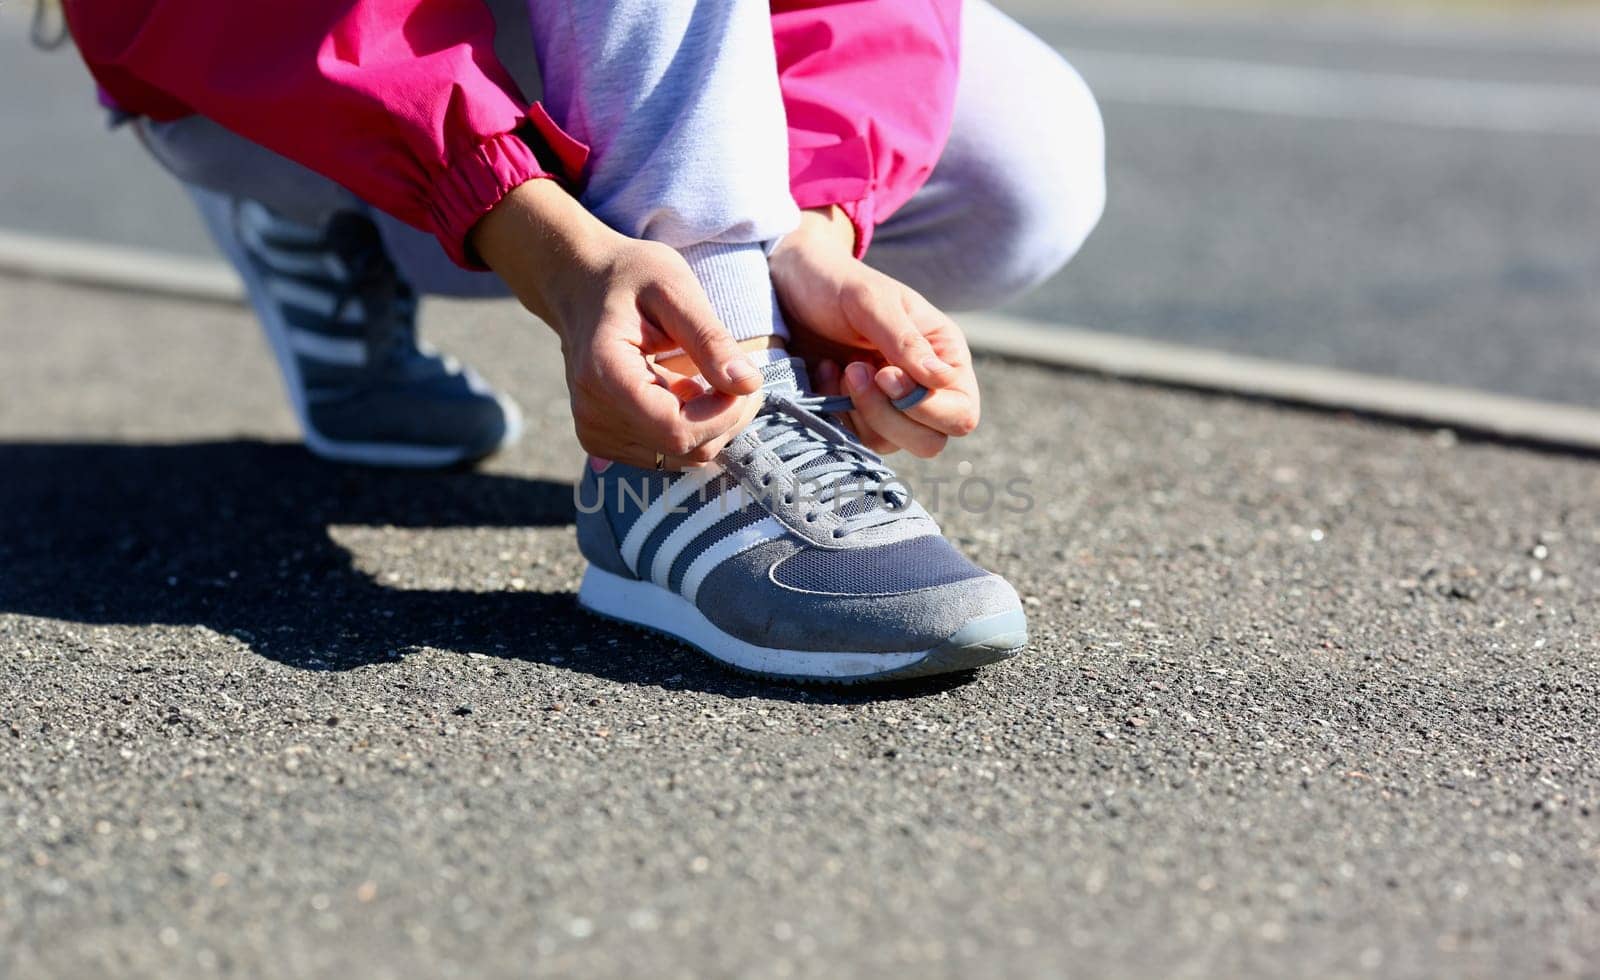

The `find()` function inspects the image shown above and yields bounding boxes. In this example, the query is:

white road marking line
[1063,48,1600,135]
[0,228,241,303]
[6,227,1600,454]
[1025,8,1600,57]
[960,312,1600,453]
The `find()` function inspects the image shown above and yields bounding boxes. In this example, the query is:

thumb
[640,279,762,397]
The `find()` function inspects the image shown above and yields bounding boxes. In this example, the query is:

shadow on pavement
[0,440,970,702]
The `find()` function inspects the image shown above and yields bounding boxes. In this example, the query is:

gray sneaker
[575,357,1026,683]
[191,187,522,468]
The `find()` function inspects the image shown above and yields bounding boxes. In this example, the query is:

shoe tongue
[758,355,811,395]
[747,355,908,518]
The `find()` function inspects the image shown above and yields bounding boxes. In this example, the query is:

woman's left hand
[769,207,981,459]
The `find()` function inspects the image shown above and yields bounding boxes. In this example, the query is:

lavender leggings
[139,1,1104,317]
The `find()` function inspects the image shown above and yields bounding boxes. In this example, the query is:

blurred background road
[3,1,1600,406]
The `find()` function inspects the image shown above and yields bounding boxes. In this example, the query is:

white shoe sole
[577,566,1026,684]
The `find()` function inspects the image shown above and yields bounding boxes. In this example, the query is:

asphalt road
[4,276,1600,977]
[5,5,1600,409]
[1015,8,1600,408]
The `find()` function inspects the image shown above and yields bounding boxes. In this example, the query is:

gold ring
[654,451,666,471]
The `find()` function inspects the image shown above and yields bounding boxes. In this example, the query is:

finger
[639,278,762,397]
[666,375,709,403]
[649,361,712,403]
[843,284,960,391]
[680,386,763,462]
[818,358,877,447]
[873,366,932,411]
[607,443,705,472]
[845,361,947,459]
[848,408,897,455]
[602,419,734,471]
[609,389,763,470]
[644,387,750,456]
[594,342,746,456]
[875,366,980,438]
[895,302,983,425]
[814,358,843,397]
[816,358,891,451]
[907,294,975,370]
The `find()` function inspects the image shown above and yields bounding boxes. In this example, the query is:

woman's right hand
[471,179,762,469]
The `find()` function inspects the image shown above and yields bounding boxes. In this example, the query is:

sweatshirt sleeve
[771,0,963,257]
[63,0,588,268]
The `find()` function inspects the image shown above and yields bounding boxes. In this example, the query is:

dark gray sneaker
[191,187,522,468]
[575,357,1026,684]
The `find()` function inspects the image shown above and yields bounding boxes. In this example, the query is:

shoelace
[327,230,420,374]
[738,391,914,538]
[234,202,424,375]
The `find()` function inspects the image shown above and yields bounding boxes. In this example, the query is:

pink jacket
[63,0,961,268]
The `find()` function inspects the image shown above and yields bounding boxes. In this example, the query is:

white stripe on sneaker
[648,485,749,589]
[283,327,366,366]
[619,465,723,575]
[266,277,365,323]
[238,225,343,280]
[678,516,788,605]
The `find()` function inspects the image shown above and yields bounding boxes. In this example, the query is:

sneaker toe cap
[701,564,1026,655]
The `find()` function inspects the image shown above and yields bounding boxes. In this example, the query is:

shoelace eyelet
[755,392,904,539]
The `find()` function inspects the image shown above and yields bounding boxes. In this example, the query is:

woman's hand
[769,207,980,459]
[472,180,762,469]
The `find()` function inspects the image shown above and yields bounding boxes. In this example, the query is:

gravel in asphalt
[2,277,1599,977]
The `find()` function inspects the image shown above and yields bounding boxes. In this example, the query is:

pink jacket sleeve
[772,0,963,257]
[63,0,586,268]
